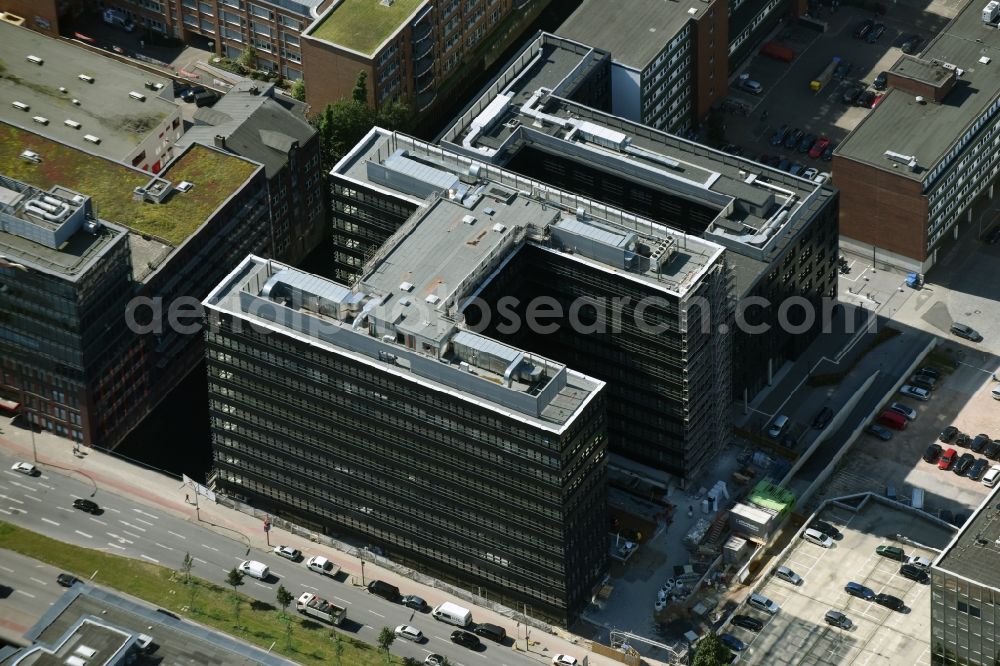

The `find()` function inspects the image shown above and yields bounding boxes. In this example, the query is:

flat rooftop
[205,256,605,431]
[0,22,176,161]
[837,0,1000,181]
[935,483,1000,588]
[556,0,707,70]
[8,585,297,666]
[0,122,260,246]
[305,0,427,55]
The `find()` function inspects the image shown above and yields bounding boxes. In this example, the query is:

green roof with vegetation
[0,124,258,245]
[310,0,426,55]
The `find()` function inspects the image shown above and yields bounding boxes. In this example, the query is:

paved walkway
[0,422,648,666]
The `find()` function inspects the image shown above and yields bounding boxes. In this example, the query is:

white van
[802,528,834,548]
[910,487,925,510]
[238,560,269,580]
[983,465,1000,487]
[431,601,473,627]
[767,415,789,438]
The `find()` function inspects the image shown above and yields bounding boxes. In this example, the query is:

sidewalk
[0,423,645,666]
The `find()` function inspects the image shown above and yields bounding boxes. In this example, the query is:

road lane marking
[119,520,146,532]
[105,507,120,513]
[28,577,47,586]
[141,554,159,563]
[89,517,107,525]
[193,557,208,564]
[14,590,35,599]
[134,518,155,527]
[38,482,53,489]
[253,581,269,589]
[133,508,159,519]
[167,531,186,540]
[0,565,13,573]
[56,506,73,513]
[368,610,385,618]
[201,544,219,552]
[154,542,174,551]
[107,542,125,550]
[22,494,42,502]
[74,530,93,539]
[122,530,143,540]
[10,481,37,492]
[0,508,11,515]
[106,533,134,545]
[0,495,24,504]
[333,595,351,604]
[41,518,60,527]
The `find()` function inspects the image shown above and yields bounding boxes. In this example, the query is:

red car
[809,137,831,159]
[872,93,885,108]
[939,448,957,470]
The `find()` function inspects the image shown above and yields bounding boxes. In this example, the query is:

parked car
[985,441,1000,460]
[811,520,842,540]
[899,385,930,401]
[740,78,764,94]
[809,136,832,159]
[785,128,805,150]
[875,593,905,611]
[874,71,888,90]
[940,425,958,443]
[954,453,976,475]
[867,424,893,441]
[57,573,79,587]
[910,374,937,391]
[821,143,835,161]
[451,630,480,649]
[181,86,206,102]
[971,434,990,453]
[748,593,780,614]
[803,167,819,180]
[825,610,853,629]
[842,85,864,106]
[552,655,579,666]
[395,625,425,643]
[969,458,990,480]
[951,322,983,342]
[956,432,972,447]
[872,93,886,108]
[939,448,958,470]
[424,655,446,666]
[917,366,941,380]
[901,34,924,54]
[789,162,805,176]
[774,565,802,585]
[900,564,929,583]
[72,498,100,514]
[866,23,886,43]
[798,133,817,154]
[11,462,39,476]
[767,155,782,167]
[720,634,746,651]
[401,594,428,611]
[923,443,943,463]
[857,91,877,108]
[906,555,932,569]
[854,19,874,38]
[834,60,853,79]
[844,581,875,600]
[770,125,790,146]
[731,614,764,631]
[984,465,1000,487]
[757,153,773,165]
[876,545,905,560]
[888,402,917,421]
[273,545,302,562]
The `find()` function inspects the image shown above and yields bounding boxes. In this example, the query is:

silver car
[888,402,917,420]
[773,565,802,585]
[899,385,930,401]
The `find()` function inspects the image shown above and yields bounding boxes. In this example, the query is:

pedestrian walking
[185,493,190,504]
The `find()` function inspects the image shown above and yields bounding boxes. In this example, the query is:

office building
[441,32,840,403]
[0,21,183,173]
[835,0,1000,272]
[0,120,269,448]
[931,483,1000,665]
[178,80,326,265]
[300,0,545,113]
[556,0,793,133]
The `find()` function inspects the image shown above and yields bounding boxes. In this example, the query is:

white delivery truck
[296,592,346,626]
[305,555,340,577]
[431,601,473,627]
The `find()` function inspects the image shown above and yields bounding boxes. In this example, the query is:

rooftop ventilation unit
[129,91,146,101]
[85,219,100,234]
[19,150,41,163]
[425,294,441,305]
[78,74,94,83]
[72,99,80,106]
[11,101,28,111]
[32,115,48,125]
[398,296,411,306]
[25,55,42,65]
[492,223,506,233]
[884,150,918,170]
[64,119,81,129]
[399,281,414,292]
[84,134,101,144]
[462,214,476,225]
[176,181,194,192]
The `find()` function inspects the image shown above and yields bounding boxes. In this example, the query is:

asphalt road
[0,454,541,666]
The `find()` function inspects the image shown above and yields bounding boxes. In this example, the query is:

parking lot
[730,499,952,665]
[720,0,955,176]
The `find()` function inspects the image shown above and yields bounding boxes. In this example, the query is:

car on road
[845,581,875,600]
[731,614,764,631]
[923,443,943,463]
[424,655,445,666]
[874,71,888,90]
[875,593,906,611]
[748,592,780,614]
[401,594,427,611]
[11,462,40,476]
[866,23,886,43]
[954,453,976,476]
[971,434,990,453]
[394,625,424,643]
[57,573,79,587]
[774,565,802,585]
[857,90,877,108]
[877,545,906,560]
[866,424,893,441]
[841,84,863,105]
[888,402,917,421]
[940,425,958,443]
[983,465,1000,487]
[770,125,790,146]
[273,545,302,562]
[451,630,480,649]
[951,322,983,342]
[720,634,746,651]
[854,18,874,38]
[810,519,842,540]
[899,385,930,401]
[785,128,804,150]
[72,498,100,514]
[552,655,580,666]
[798,133,817,154]
[306,556,339,577]
[809,136,832,159]
[939,448,958,470]
[825,610,853,629]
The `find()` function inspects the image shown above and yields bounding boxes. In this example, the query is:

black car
[901,34,924,54]
[900,564,929,583]
[985,440,1000,460]
[854,18,874,39]
[821,144,835,161]
[917,366,941,380]
[770,125,790,146]
[811,520,841,540]
[56,573,79,587]
[400,594,427,611]
[857,91,877,108]
[954,453,975,475]
[969,458,990,480]
[873,72,888,90]
[971,434,990,453]
[181,86,206,102]
[875,593,905,611]
[784,129,804,150]
[940,426,958,443]
[798,133,817,154]
[450,630,481,649]
[833,60,852,79]
[923,443,942,463]
[842,85,863,105]
[866,23,886,43]
[812,407,834,429]
[731,614,764,632]
[951,322,983,342]
[777,158,791,171]
[72,498,100,514]
[956,432,971,448]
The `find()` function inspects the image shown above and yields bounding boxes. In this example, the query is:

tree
[180,552,194,584]
[238,45,258,71]
[376,100,413,134]
[376,626,395,660]
[290,79,306,102]
[352,71,368,104]
[276,584,294,618]
[331,630,345,666]
[226,567,245,629]
[402,658,421,666]
[692,633,731,666]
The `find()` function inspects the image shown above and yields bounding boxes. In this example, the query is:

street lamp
[360,558,366,586]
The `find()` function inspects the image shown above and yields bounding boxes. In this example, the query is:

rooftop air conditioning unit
[25,55,42,65]
[84,134,101,144]
[11,101,29,111]
[32,116,49,125]
[176,181,194,192]
[425,294,440,304]
[19,150,41,163]
[78,74,95,83]
[129,91,146,101]
[462,214,476,225]
[64,119,81,129]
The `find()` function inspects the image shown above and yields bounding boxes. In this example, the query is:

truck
[305,555,340,578]
[296,592,346,626]
[810,57,841,92]
[760,42,795,62]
